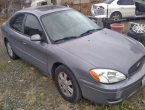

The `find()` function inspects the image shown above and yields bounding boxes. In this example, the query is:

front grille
[128,56,145,76]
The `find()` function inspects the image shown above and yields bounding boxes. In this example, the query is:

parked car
[31,0,52,7]
[128,22,145,46]
[1,5,145,104]
[91,0,145,21]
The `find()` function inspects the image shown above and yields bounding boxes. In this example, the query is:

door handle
[23,42,27,45]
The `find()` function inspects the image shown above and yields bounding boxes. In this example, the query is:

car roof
[17,5,71,17]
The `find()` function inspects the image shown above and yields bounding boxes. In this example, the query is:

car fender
[46,45,96,85]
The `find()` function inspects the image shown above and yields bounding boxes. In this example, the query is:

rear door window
[41,2,48,5]
[10,14,25,32]
[117,0,134,5]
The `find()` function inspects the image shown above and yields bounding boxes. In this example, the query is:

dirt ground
[0,20,145,110]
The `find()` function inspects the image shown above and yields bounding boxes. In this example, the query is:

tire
[110,12,122,21]
[54,65,82,103]
[6,40,18,60]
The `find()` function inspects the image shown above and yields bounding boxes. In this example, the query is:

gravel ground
[0,20,145,110]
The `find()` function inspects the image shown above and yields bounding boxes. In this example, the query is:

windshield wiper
[54,28,103,43]
[54,36,78,43]
[80,28,103,37]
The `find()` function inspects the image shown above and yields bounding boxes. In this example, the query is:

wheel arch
[4,37,8,45]
[51,62,78,82]
[51,62,64,80]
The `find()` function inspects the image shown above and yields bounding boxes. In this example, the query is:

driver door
[22,14,48,73]
[117,0,135,17]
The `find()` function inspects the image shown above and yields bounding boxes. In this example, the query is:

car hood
[58,29,145,75]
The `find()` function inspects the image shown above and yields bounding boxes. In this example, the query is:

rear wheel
[6,40,18,60]
[54,65,82,103]
[110,12,122,21]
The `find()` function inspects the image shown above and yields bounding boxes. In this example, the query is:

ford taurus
[1,5,145,104]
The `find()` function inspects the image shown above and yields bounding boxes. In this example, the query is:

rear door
[117,0,135,17]
[22,14,48,73]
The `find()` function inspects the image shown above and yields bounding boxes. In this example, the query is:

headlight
[89,69,126,84]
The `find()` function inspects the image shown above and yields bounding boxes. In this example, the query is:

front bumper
[91,7,107,19]
[79,64,145,104]
[94,15,107,19]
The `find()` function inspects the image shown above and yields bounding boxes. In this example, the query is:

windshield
[104,0,114,4]
[41,10,100,42]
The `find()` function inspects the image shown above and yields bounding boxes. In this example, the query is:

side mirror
[30,34,42,41]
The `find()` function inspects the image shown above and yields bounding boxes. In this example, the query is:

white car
[31,0,52,7]
[91,0,145,21]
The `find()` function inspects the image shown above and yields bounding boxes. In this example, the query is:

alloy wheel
[112,13,121,21]
[58,72,74,97]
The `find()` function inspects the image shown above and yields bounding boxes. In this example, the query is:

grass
[0,21,145,110]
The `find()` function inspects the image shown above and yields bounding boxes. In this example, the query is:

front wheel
[54,65,82,103]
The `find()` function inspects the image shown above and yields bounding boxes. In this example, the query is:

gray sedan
[1,5,145,104]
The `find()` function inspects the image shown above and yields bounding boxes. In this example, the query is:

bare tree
[0,0,24,18]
